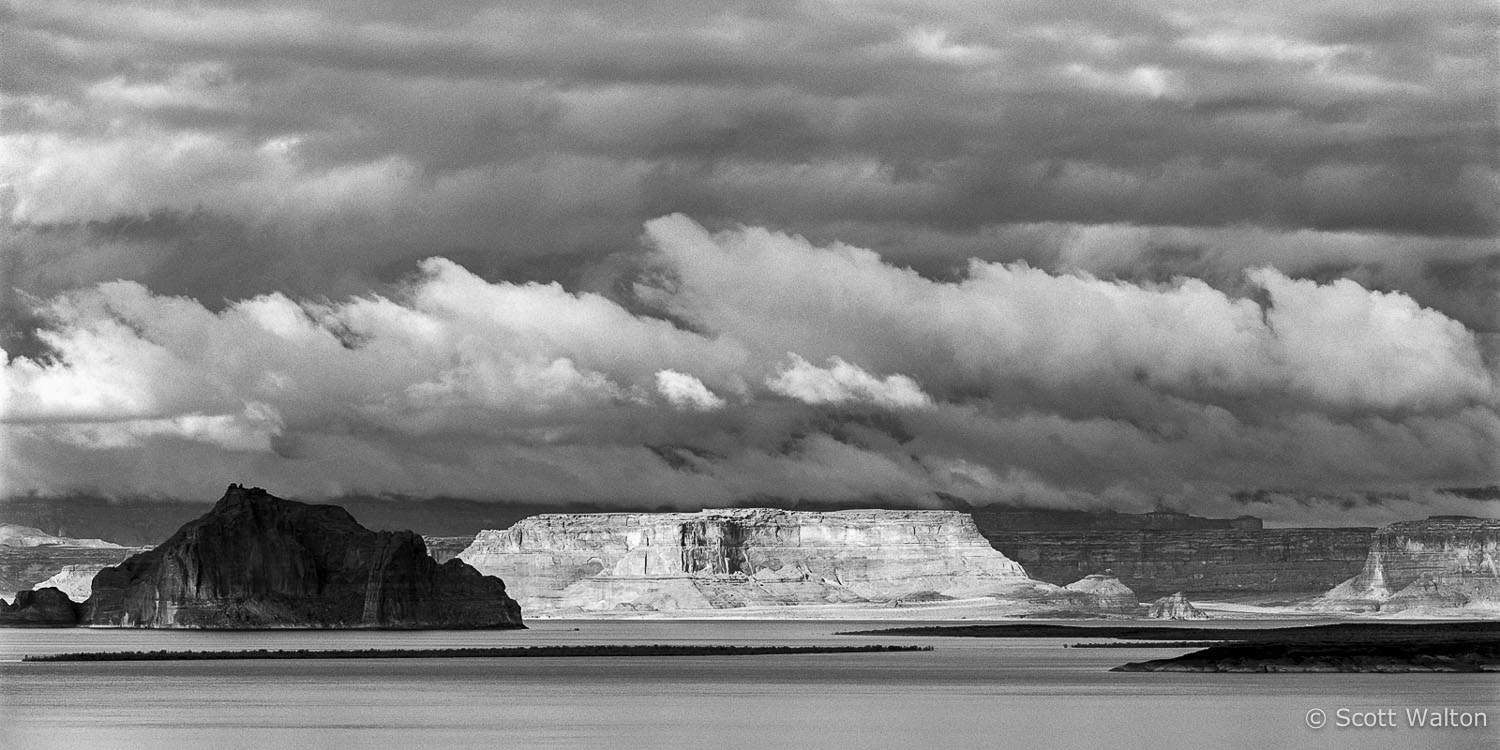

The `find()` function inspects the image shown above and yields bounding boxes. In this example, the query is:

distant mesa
[31,564,107,603]
[0,525,140,603]
[3,484,524,629]
[458,508,1127,617]
[0,524,122,549]
[1146,592,1210,620]
[979,522,1373,602]
[1063,571,1138,614]
[1314,516,1500,615]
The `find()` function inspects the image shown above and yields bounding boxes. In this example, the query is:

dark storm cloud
[2,0,1496,517]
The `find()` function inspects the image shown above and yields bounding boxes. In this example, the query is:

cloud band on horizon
[3,216,1496,526]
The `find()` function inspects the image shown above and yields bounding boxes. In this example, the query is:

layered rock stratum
[85,485,524,629]
[0,546,140,601]
[1316,517,1500,615]
[458,508,1101,616]
[1146,592,1210,620]
[982,527,1372,600]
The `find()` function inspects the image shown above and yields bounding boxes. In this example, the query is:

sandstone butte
[1315,516,1500,615]
[1,485,523,629]
[458,508,1115,616]
[1146,592,1211,620]
[1063,571,1139,614]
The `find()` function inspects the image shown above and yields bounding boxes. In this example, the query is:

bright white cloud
[641,214,1497,413]
[2,255,748,435]
[766,354,932,409]
[655,370,726,411]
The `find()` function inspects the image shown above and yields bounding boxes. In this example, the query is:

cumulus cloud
[767,355,932,409]
[641,215,1496,415]
[655,370,726,411]
[2,256,748,429]
[3,216,1496,519]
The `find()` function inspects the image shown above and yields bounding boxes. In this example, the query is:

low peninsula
[24,644,930,662]
[840,622,1500,673]
[1111,640,1500,673]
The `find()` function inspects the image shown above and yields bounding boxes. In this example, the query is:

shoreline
[22,644,932,662]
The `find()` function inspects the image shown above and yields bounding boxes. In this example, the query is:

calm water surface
[2,620,1495,750]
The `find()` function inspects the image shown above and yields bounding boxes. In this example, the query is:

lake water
[1,620,1496,750]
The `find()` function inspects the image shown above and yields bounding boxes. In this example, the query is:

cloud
[2,0,1494,325]
[1,255,749,432]
[640,215,1496,415]
[655,370,726,411]
[4,216,1496,519]
[39,403,283,452]
[767,354,932,409]
[3,0,1496,520]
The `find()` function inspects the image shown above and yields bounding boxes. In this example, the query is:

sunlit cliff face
[1319,518,1500,612]
[456,508,1052,614]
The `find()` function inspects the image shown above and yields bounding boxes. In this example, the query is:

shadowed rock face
[982,527,1373,600]
[85,485,523,629]
[1317,517,1500,614]
[0,587,82,626]
[458,509,1104,615]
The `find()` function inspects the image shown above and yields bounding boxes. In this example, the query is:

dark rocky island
[56,485,524,629]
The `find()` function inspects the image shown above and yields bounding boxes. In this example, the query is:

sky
[2,0,1497,524]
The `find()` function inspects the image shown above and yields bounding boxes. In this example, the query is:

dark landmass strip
[838,622,1500,674]
[1112,641,1500,673]
[24,644,932,662]
[969,507,1262,532]
[838,622,1500,644]
[1068,641,1222,649]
